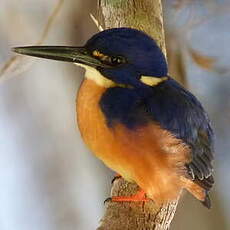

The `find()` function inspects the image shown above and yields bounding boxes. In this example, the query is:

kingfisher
[13,28,214,208]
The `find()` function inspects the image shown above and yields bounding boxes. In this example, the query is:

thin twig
[90,13,104,31]
[0,0,64,83]
[37,0,64,45]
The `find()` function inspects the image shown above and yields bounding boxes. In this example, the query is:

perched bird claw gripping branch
[13,28,214,209]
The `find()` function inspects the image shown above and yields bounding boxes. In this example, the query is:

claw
[104,197,112,204]
[111,174,122,184]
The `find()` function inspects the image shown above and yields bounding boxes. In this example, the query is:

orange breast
[77,79,192,204]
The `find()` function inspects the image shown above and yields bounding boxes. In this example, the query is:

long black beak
[12,46,107,68]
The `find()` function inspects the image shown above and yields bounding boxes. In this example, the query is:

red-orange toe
[112,190,150,202]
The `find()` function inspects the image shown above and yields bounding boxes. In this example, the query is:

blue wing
[146,77,214,190]
[100,77,214,191]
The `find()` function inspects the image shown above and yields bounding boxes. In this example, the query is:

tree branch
[96,1,179,229]
[97,0,166,56]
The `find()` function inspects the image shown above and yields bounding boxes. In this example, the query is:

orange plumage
[77,79,206,205]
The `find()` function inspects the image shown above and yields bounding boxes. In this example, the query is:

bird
[13,27,214,208]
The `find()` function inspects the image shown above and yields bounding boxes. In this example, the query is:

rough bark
[96,1,179,230]
[97,0,166,56]
[97,179,178,230]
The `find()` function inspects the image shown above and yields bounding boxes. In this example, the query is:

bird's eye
[110,56,125,65]
[92,50,126,66]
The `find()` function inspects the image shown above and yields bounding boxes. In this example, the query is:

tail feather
[195,175,213,209]
[181,177,212,209]
[201,192,211,209]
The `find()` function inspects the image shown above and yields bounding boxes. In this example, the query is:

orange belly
[76,79,198,203]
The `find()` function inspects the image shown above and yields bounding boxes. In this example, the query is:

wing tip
[201,192,211,209]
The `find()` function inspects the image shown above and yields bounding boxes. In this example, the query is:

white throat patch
[75,63,115,88]
[76,63,168,88]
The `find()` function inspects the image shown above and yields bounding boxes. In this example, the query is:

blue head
[13,28,168,88]
[85,28,168,86]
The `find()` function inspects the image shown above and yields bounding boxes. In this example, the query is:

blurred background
[0,0,229,229]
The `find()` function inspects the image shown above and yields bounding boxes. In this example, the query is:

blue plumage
[100,77,214,189]
[100,77,210,143]
[86,28,168,78]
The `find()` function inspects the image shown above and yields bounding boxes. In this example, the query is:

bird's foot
[111,174,122,184]
[108,190,150,202]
